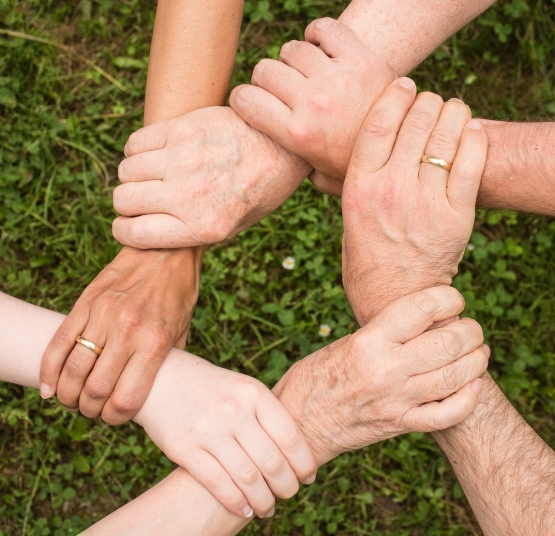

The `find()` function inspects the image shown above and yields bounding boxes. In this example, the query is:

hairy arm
[432,374,555,535]
[477,120,555,215]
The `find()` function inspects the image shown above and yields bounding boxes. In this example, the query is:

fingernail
[39,383,52,399]
[243,505,254,518]
[265,507,275,518]
[398,77,415,91]
[235,86,251,106]
[449,97,464,104]
[467,119,482,130]
[303,473,316,485]
[471,378,483,395]
[482,344,491,358]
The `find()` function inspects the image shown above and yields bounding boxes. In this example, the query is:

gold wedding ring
[75,336,103,356]
[421,155,453,171]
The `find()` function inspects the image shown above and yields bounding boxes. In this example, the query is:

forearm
[0,293,248,535]
[144,0,244,125]
[338,0,496,75]
[477,120,555,215]
[432,373,555,535]
[84,468,248,535]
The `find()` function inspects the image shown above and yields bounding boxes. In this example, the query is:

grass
[1,0,555,534]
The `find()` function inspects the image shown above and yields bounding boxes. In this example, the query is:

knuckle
[362,112,395,139]
[279,426,303,451]
[264,452,286,477]
[239,465,261,486]
[438,330,463,357]
[84,378,113,401]
[405,110,436,133]
[205,468,230,490]
[429,127,457,147]
[409,291,437,317]
[52,329,76,350]
[117,310,142,333]
[441,363,462,393]
[285,121,313,147]
[110,392,140,416]
[65,354,91,379]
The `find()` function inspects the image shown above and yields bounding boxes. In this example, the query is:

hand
[273,286,488,465]
[39,247,202,424]
[230,17,397,195]
[112,106,311,249]
[134,350,317,519]
[341,79,488,324]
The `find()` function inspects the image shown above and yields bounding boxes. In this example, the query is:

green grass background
[1,0,555,534]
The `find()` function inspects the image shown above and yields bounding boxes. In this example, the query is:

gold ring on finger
[75,336,103,356]
[421,155,453,172]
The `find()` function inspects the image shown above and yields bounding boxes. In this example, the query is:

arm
[232,9,555,214]
[338,79,555,533]
[112,1,500,249]
[1,285,485,535]
[476,120,555,215]
[338,0,496,76]
[432,374,555,536]
[144,0,244,124]
[39,0,243,424]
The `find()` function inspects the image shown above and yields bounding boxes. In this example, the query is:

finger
[279,40,331,76]
[118,150,166,183]
[229,84,292,148]
[56,325,107,410]
[309,169,344,197]
[78,340,132,419]
[447,118,488,213]
[40,307,89,399]
[251,58,306,107]
[181,447,254,518]
[113,181,171,217]
[369,286,466,344]
[101,348,169,425]
[405,378,483,433]
[256,398,317,485]
[345,78,417,178]
[209,440,276,518]
[112,214,193,249]
[124,121,170,157]
[304,18,364,59]
[402,317,484,375]
[236,426,299,499]
[419,98,471,193]
[388,91,444,181]
[410,344,490,403]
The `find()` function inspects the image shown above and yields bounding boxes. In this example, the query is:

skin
[340,77,555,536]
[230,19,555,211]
[0,285,486,534]
[39,0,245,424]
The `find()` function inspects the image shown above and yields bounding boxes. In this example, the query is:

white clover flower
[282,256,295,270]
[319,324,331,337]
[466,244,476,251]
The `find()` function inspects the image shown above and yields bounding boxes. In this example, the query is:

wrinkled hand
[40,247,201,424]
[112,106,311,249]
[134,350,317,519]
[341,79,488,324]
[230,17,397,196]
[273,287,488,465]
